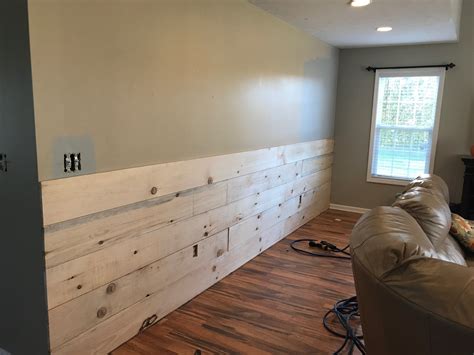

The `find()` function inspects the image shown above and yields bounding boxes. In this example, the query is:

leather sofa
[351,175,474,355]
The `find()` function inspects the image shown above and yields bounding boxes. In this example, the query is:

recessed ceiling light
[377,26,393,32]
[350,0,371,7]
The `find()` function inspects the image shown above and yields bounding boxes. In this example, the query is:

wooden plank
[49,183,330,349]
[227,161,302,203]
[45,181,228,269]
[302,154,334,176]
[45,168,332,310]
[229,193,300,250]
[52,200,327,355]
[41,139,333,225]
[193,181,228,215]
[300,182,331,211]
[45,166,331,271]
[48,230,229,350]
[41,148,278,226]
[46,178,305,308]
[44,191,194,269]
[283,139,334,164]
[46,210,210,309]
[284,190,331,235]
[228,182,330,250]
[205,169,331,240]
[293,167,331,193]
[52,249,248,355]
[49,181,328,349]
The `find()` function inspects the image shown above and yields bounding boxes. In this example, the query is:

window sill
[367,176,411,186]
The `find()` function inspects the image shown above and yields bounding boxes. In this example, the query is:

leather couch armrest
[383,257,474,329]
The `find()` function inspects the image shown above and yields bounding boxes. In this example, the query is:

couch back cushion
[393,187,451,249]
[402,174,450,203]
[351,206,436,278]
[436,234,467,266]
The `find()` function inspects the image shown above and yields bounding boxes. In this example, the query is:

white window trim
[366,67,446,186]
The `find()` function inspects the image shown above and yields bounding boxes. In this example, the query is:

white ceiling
[249,0,463,48]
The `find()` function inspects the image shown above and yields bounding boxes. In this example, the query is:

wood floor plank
[112,209,361,355]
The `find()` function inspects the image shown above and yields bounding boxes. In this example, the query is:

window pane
[370,71,442,182]
[380,102,397,125]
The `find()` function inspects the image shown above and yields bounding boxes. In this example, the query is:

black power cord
[290,238,366,355]
[323,296,366,355]
[290,238,351,260]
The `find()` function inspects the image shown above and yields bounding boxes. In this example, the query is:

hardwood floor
[112,209,362,355]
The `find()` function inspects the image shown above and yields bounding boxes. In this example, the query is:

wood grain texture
[44,191,195,269]
[112,209,361,355]
[302,154,334,176]
[43,139,334,352]
[41,139,333,225]
[52,202,330,355]
[227,161,301,203]
[49,231,229,349]
[48,184,332,349]
[44,162,327,269]
[46,169,331,309]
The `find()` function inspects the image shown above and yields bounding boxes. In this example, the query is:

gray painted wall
[28,0,338,181]
[0,1,49,353]
[332,0,473,208]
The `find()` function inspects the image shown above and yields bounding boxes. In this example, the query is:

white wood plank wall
[40,139,334,354]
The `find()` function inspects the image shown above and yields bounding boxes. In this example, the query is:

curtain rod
[366,63,456,72]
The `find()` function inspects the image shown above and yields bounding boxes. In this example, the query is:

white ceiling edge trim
[249,0,463,49]
[339,38,461,50]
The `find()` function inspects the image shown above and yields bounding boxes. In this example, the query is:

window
[367,68,446,185]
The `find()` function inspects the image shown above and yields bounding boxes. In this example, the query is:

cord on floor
[290,238,366,355]
[323,296,366,355]
[290,238,351,260]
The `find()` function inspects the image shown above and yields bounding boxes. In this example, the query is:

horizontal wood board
[42,139,334,353]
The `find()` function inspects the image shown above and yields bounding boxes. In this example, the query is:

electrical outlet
[64,153,82,173]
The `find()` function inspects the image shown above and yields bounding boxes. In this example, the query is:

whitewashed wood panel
[193,181,228,215]
[229,193,300,250]
[283,139,334,164]
[51,200,323,355]
[46,210,210,309]
[46,177,306,308]
[46,167,332,309]
[44,191,194,269]
[302,154,334,176]
[227,161,301,203]
[43,140,334,353]
[228,182,330,250]
[49,183,330,349]
[48,230,228,350]
[41,139,333,225]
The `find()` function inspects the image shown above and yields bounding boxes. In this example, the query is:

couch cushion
[436,234,467,266]
[393,187,451,249]
[351,206,437,278]
[402,174,450,203]
[450,213,474,253]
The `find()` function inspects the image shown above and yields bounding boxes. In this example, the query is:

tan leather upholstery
[393,187,453,250]
[351,175,474,355]
[467,256,474,267]
[402,174,450,203]
[436,234,468,266]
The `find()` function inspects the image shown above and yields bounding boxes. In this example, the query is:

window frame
[366,67,446,186]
